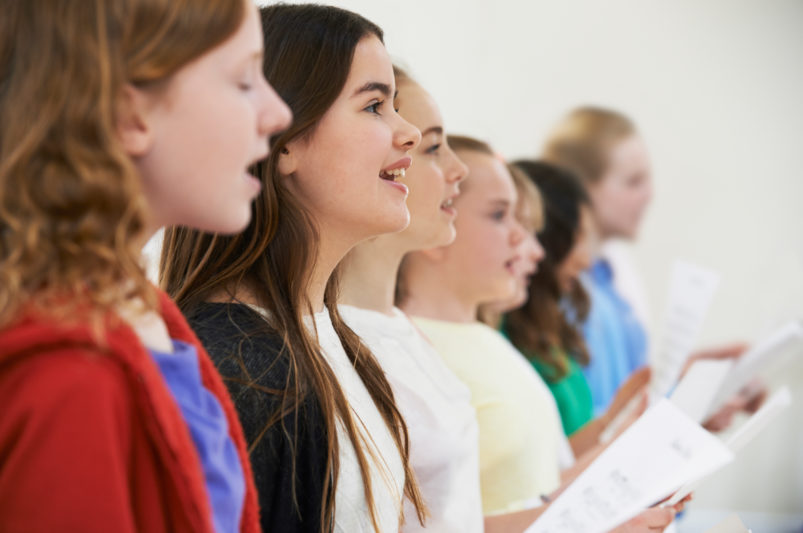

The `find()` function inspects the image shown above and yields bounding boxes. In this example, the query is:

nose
[257,77,292,138]
[510,219,527,246]
[394,113,421,152]
[531,234,546,263]
[445,144,469,184]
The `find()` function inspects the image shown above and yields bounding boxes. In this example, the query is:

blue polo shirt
[581,259,648,416]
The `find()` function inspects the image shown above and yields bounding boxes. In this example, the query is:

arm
[568,367,650,462]
[0,349,137,533]
[484,506,546,533]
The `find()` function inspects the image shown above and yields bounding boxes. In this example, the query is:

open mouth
[380,168,406,181]
[504,257,521,275]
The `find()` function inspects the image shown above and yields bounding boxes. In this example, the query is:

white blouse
[340,305,484,533]
[312,308,405,533]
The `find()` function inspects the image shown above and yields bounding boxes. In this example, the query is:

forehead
[396,82,442,131]
[607,134,649,174]
[457,151,517,201]
[342,35,394,96]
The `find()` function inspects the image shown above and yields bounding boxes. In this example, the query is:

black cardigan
[188,302,329,533]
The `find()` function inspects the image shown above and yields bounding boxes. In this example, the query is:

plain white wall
[244,0,801,520]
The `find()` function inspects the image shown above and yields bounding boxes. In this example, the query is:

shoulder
[187,303,287,378]
[0,345,135,451]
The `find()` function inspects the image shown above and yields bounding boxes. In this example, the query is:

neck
[339,235,409,316]
[398,253,479,323]
[307,227,364,314]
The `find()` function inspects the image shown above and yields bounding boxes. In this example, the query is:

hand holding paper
[526,399,733,533]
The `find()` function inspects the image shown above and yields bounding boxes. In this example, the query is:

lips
[380,156,412,182]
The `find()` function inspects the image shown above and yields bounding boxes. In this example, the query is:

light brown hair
[160,4,424,530]
[542,106,636,184]
[0,0,245,328]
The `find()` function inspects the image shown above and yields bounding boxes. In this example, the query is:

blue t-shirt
[581,259,648,416]
[149,340,245,533]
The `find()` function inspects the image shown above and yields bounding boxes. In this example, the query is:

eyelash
[365,100,384,114]
[425,143,441,155]
[491,210,506,221]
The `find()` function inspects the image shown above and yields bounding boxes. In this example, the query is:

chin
[192,210,252,236]
[377,209,411,235]
[434,226,457,248]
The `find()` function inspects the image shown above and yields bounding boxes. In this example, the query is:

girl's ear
[116,84,156,157]
[277,143,297,176]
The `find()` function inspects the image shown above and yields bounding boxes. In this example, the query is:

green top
[529,351,594,437]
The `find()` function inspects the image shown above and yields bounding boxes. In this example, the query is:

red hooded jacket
[0,290,260,533]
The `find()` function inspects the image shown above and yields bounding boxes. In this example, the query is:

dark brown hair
[504,160,592,380]
[159,4,423,530]
[0,0,245,328]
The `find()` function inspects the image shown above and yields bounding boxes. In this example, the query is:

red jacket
[0,290,260,533]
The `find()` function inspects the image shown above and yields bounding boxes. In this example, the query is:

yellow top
[412,317,563,515]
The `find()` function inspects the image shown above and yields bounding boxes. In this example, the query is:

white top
[413,317,565,515]
[311,309,405,533]
[340,305,484,533]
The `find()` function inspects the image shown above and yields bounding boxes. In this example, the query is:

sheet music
[525,399,733,533]
[650,261,720,400]
[669,358,734,423]
[663,387,791,506]
[706,321,803,417]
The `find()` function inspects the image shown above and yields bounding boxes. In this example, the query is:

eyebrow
[353,81,393,99]
[488,198,512,208]
[421,126,444,137]
[234,50,264,71]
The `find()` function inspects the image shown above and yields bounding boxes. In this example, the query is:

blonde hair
[542,106,636,184]
[0,0,245,328]
[508,162,544,233]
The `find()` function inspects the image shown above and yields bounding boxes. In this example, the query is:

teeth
[442,198,453,208]
[382,167,406,180]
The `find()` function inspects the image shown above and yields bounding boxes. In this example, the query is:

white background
[255,0,803,523]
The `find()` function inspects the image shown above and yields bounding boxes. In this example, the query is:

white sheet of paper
[525,399,734,533]
[706,321,803,417]
[664,386,792,506]
[669,358,735,423]
[703,514,750,533]
[724,386,792,453]
[650,261,720,399]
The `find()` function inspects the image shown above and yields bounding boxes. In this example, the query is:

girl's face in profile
[508,200,546,309]
[394,80,467,250]
[443,150,526,306]
[280,35,421,243]
[131,0,291,235]
[588,134,653,240]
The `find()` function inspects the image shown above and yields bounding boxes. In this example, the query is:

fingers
[641,507,676,528]
[692,342,749,361]
[616,508,676,532]
[672,493,693,513]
